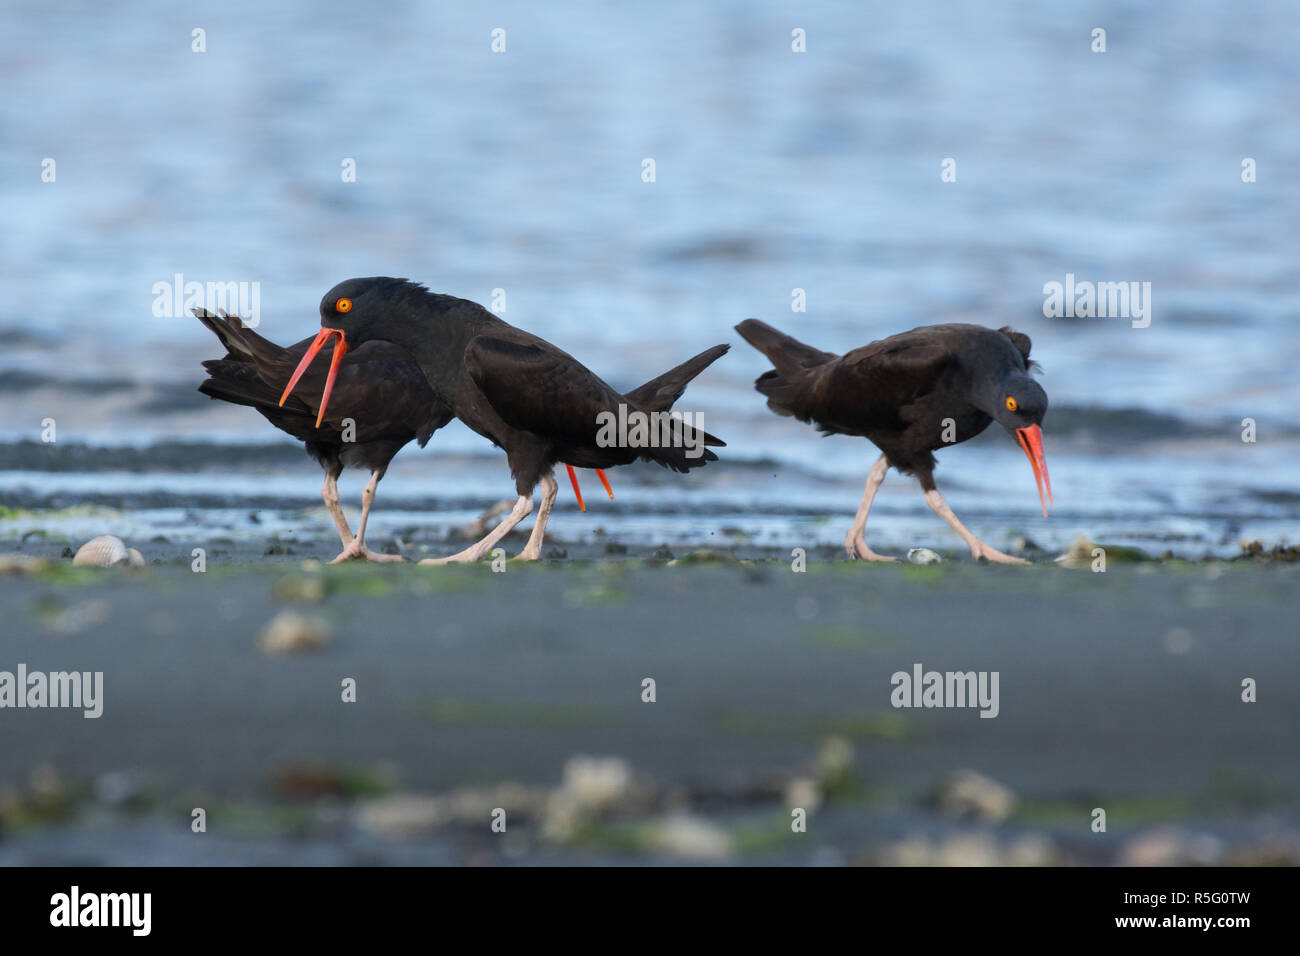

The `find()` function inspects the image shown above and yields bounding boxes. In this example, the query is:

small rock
[257,611,331,654]
[356,794,445,836]
[1238,540,1300,563]
[936,769,1018,822]
[1121,827,1225,866]
[1005,833,1058,866]
[785,776,822,814]
[272,575,327,603]
[1055,533,1097,569]
[0,554,52,575]
[935,833,1002,867]
[667,549,734,566]
[814,736,855,790]
[560,755,632,810]
[646,814,732,861]
[907,547,942,565]
[1011,535,1043,555]
[41,599,111,636]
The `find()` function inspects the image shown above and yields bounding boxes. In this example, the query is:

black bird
[195,308,453,562]
[279,278,729,562]
[736,319,1051,564]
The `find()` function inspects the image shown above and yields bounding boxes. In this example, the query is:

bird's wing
[464,336,626,445]
[806,336,958,429]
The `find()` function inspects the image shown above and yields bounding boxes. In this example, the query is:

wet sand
[1,547,1297,865]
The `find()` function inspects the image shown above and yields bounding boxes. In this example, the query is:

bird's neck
[373,295,506,392]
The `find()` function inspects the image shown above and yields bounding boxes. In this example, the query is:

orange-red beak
[278,327,347,428]
[1015,424,1053,518]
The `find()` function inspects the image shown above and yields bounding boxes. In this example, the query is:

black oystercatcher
[279,278,729,562]
[195,308,453,562]
[736,320,1051,564]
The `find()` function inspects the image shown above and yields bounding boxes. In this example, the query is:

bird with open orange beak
[736,319,1052,564]
[279,278,729,561]
[275,296,618,514]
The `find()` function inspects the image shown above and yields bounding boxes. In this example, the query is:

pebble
[257,611,332,654]
[936,769,1018,822]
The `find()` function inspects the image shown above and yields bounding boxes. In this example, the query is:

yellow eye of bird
[336,298,353,313]
[1005,396,1018,412]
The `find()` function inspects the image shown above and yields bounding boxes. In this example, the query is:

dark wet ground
[1,552,1296,865]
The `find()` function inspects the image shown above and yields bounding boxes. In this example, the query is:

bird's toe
[851,541,898,562]
[970,542,1029,565]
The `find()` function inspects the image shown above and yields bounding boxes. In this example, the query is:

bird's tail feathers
[735,320,837,418]
[624,344,730,412]
[192,307,287,370]
[735,319,836,376]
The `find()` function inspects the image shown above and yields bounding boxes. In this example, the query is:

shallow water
[1,0,1298,557]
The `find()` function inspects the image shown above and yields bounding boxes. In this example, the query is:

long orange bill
[1015,424,1053,518]
[565,464,585,512]
[595,469,614,500]
[278,327,347,429]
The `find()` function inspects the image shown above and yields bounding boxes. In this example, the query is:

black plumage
[737,319,1051,563]
[195,308,452,561]
[280,278,730,562]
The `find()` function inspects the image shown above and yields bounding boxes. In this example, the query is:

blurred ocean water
[1,0,1298,556]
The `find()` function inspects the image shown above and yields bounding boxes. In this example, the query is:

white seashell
[73,535,139,568]
[258,611,332,654]
[907,547,942,565]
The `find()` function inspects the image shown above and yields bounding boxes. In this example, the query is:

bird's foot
[969,540,1028,565]
[514,545,543,561]
[845,537,898,562]
[330,541,405,563]
[418,546,489,566]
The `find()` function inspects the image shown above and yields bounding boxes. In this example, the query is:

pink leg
[845,455,896,562]
[331,471,405,562]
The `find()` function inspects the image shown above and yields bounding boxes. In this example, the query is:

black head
[991,373,1048,433]
[278,277,428,427]
[989,371,1052,518]
[318,276,427,346]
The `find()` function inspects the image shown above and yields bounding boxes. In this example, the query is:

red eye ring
[336,298,353,313]
[1005,396,1018,412]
